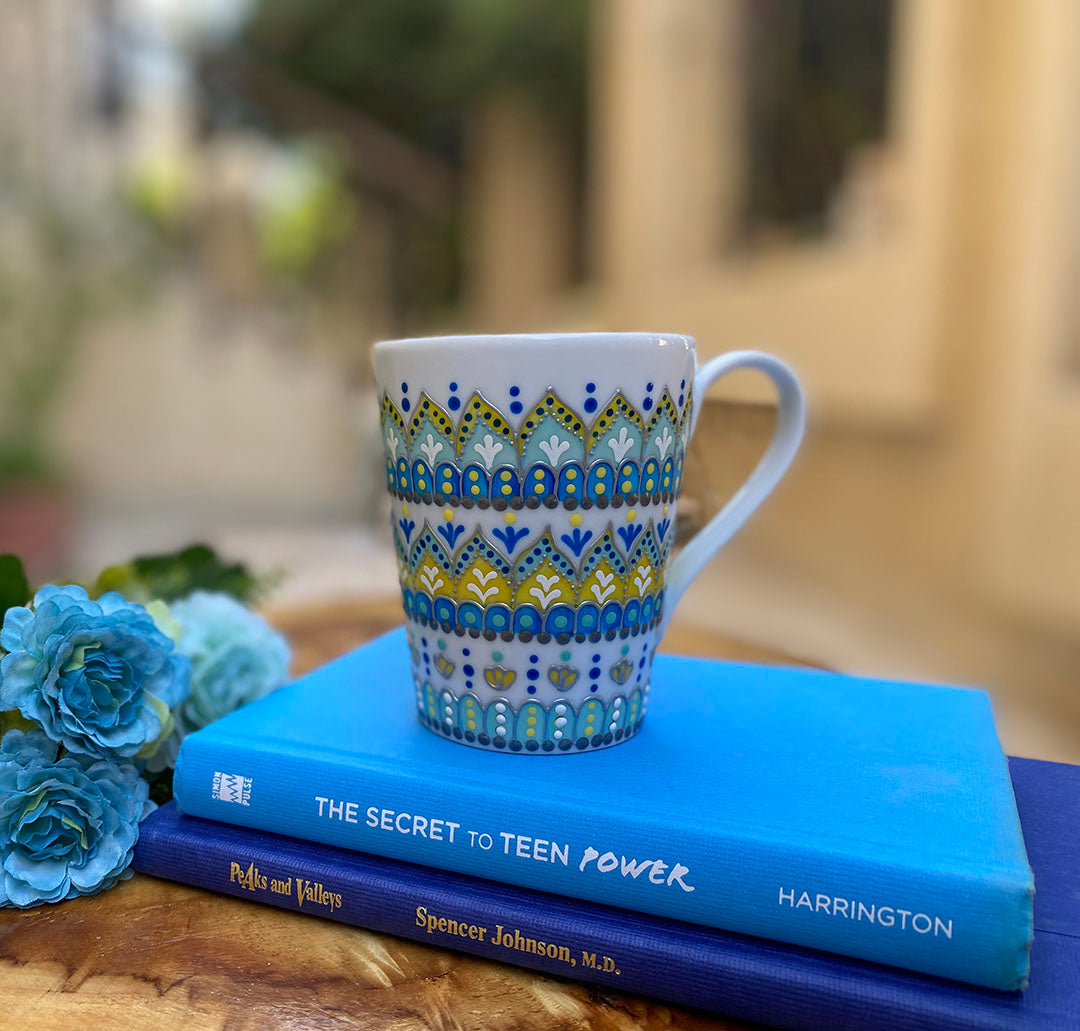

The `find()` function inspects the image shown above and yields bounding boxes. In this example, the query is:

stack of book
[135,629,1079,1030]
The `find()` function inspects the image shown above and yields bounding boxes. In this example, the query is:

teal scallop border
[416,682,648,752]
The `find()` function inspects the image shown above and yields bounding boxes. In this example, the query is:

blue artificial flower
[0,728,152,907]
[170,590,290,741]
[0,585,189,760]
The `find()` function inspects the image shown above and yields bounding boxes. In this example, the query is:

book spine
[174,735,1032,990]
[135,813,727,1019]
[132,809,1002,1031]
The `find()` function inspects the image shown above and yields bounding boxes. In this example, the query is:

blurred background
[2,0,1078,759]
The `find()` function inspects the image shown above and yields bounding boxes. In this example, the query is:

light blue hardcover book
[173,628,1034,990]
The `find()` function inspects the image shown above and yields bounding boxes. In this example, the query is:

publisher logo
[212,771,252,806]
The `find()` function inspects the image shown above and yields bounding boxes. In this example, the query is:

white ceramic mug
[374,333,804,752]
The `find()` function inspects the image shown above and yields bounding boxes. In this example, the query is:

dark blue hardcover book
[173,629,1033,989]
[140,758,1078,1031]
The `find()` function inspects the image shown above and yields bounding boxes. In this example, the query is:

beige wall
[54,280,379,522]
[463,93,577,329]
[463,0,1080,623]
[458,0,1080,736]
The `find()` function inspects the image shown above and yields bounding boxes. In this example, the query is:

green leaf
[0,709,37,740]
[93,562,145,602]
[0,553,31,623]
[93,544,267,604]
[144,767,175,807]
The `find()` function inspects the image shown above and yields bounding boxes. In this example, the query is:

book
[173,628,1034,990]
[139,758,1076,1031]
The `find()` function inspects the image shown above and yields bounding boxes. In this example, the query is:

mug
[373,333,804,753]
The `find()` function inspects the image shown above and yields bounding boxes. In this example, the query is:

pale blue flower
[163,591,289,753]
[0,728,152,907]
[0,585,189,760]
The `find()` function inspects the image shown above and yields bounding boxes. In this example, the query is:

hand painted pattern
[381,385,691,508]
[397,519,669,639]
[417,681,648,752]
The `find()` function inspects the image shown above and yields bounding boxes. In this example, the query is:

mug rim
[374,332,695,354]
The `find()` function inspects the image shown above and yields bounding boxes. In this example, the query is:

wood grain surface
[0,598,805,1031]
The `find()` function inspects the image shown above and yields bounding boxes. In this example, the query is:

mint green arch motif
[381,393,408,462]
[643,390,679,464]
[545,698,575,746]
[514,700,547,747]
[627,523,662,573]
[586,392,645,463]
[409,524,453,577]
[580,530,628,578]
[421,682,439,723]
[437,688,456,733]
[512,531,577,584]
[658,519,675,566]
[484,697,515,742]
[518,392,587,468]
[456,393,515,467]
[457,693,483,737]
[606,695,628,732]
[575,698,606,743]
[408,393,455,467]
[453,532,513,580]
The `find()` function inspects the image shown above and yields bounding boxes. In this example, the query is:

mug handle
[661,350,805,629]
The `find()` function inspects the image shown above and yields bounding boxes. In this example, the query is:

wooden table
[0,599,807,1031]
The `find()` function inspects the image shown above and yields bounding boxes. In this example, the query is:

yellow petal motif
[610,657,634,685]
[483,666,517,690]
[547,664,579,691]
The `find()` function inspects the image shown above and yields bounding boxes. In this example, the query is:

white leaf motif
[529,572,563,609]
[589,568,616,604]
[420,433,444,466]
[386,427,400,459]
[467,582,499,603]
[420,564,444,594]
[473,434,504,470]
[538,434,571,466]
[465,567,499,603]
[654,426,673,461]
[633,563,653,596]
[607,426,637,463]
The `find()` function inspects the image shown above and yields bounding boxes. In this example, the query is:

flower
[483,665,516,691]
[0,585,189,760]
[0,728,152,907]
[547,664,580,691]
[609,657,634,686]
[433,653,455,678]
[170,591,290,740]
